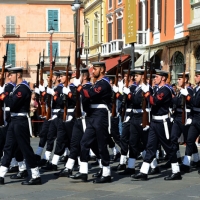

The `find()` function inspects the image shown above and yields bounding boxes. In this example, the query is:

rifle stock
[0,40,9,126]
[46,49,57,120]
[63,44,71,121]
[40,49,46,117]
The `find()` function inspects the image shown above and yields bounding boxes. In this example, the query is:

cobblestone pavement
[0,138,200,200]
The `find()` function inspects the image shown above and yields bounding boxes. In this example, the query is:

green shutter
[7,44,16,67]
[48,10,58,31]
[48,42,59,62]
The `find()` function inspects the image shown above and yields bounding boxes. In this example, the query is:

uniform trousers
[2,116,37,168]
[185,113,200,156]
[0,126,8,158]
[80,108,110,166]
[110,116,121,147]
[38,119,51,148]
[144,119,177,164]
[69,118,100,160]
[129,113,148,158]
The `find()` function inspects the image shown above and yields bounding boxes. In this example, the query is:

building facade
[0,0,84,86]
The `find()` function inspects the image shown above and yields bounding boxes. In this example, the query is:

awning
[135,48,162,67]
[89,55,130,74]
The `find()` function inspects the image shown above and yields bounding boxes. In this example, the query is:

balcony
[2,25,20,37]
[81,48,90,59]
[101,42,111,57]
[110,39,124,55]
[41,56,70,66]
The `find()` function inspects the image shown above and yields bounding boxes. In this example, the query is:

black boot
[132,172,148,180]
[111,152,121,162]
[70,172,88,182]
[164,172,182,180]
[38,159,48,167]
[160,160,171,168]
[0,177,4,185]
[118,168,135,175]
[59,155,68,163]
[149,167,160,175]
[92,169,102,178]
[54,168,72,177]
[35,154,41,162]
[10,170,28,179]
[73,165,80,171]
[180,164,190,173]
[7,166,18,173]
[112,164,126,171]
[21,177,41,185]
[41,162,57,171]
[191,161,200,168]
[93,176,111,183]
[177,157,182,164]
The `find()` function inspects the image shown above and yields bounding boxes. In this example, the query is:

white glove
[34,87,40,95]
[185,118,192,126]
[112,85,119,93]
[143,125,149,131]
[0,86,4,94]
[39,84,45,92]
[123,87,130,95]
[73,78,81,87]
[170,117,174,123]
[180,88,188,96]
[47,87,55,96]
[62,86,71,95]
[141,83,149,93]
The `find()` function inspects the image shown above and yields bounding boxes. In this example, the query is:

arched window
[171,51,184,84]
[195,46,200,70]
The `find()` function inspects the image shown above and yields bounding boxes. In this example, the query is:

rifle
[112,47,123,118]
[63,43,71,121]
[0,40,9,126]
[36,53,42,116]
[121,60,131,122]
[75,47,82,119]
[46,49,57,120]
[40,49,46,117]
[168,54,174,85]
[181,62,186,124]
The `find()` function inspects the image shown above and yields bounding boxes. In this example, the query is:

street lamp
[49,25,54,65]
[71,0,82,69]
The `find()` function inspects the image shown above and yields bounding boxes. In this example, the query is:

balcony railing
[0,61,28,70]
[110,39,124,54]
[101,42,111,57]
[41,56,69,66]
[2,25,20,37]
[136,31,147,45]
[81,48,90,57]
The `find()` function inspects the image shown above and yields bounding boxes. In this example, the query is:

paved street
[0,138,200,200]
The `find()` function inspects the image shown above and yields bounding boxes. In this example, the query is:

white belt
[2,107,10,111]
[90,104,108,109]
[90,104,111,134]
[133,109,143,113]
[126,108,132,112]
[52,109,64,113]
[67,108,75,112]
[176,108,191,113]
[152,114,168,120]
[11,112,28,117]
[193,107,200,112]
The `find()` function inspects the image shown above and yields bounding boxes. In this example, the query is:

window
[7,44,16,67]
[176,0,182,25]
[157,0,162,31]
[109,0,112,9]
[118,0,122,4]
[48,10,58,31]
[93,19,99,45]
[84,24,89,47]
[150,0,154,32]
[195,46,200,70]
[6,16,15,34]
[117,18,122,39]
[48,42,59,61]
[108,23,112,42]
[138,2,143,31]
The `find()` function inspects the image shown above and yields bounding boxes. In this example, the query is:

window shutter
[158,0,162,31]
[6,16,15,34]
[108,23,112,42]
[117,18,122,39]
[109,0,112,8]
[48,42,59,61]
[84,24,89,47]
[150,0,154,32]
[7,44,16,67]
[48,10,58,31]
[93,19,98,44]
[176,0,182,25]
[138,2,143,31]
[145,0,148,30]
